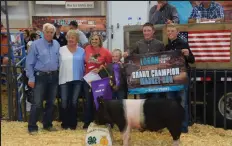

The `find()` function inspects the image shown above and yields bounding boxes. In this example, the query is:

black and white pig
[94,97,185,146]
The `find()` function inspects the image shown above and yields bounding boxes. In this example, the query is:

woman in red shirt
[83,34,112,129]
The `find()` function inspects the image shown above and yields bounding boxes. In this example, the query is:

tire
[206,92,232,129]
[217,92,232,129]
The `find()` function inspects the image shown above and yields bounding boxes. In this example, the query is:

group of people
[25,21,127,134]
[24,19,195,136]
[4,0,224,136]
[124,22,195,133]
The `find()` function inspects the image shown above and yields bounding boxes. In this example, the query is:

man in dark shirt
[86,28,93,39]
[149,1,179,24]
[123,22,165,99]
[123,22,165,56]
[165,24,195,133]
[165,26,195,68]
[53,23,67,47]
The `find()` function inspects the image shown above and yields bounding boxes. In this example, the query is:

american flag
[178,32,188,43]
[178,30,231,62]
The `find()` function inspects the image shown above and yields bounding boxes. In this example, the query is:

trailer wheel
[206,92,232,129]
[218,92,232,120]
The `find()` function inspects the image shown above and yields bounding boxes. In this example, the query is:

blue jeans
[60,80,82,109]
[83,81,94,124]
[113,90,127,100]
[60,80,82,129]
[28,72,58,132]
[166,87,189,132]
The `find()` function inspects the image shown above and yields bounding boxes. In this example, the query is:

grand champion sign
[65,1,94,9]
[124,50,188,94]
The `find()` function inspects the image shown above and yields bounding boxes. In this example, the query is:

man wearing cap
[53,23,67,47]
[69,21,89,48]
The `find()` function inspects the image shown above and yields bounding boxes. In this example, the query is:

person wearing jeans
[83,34,112,129]
[26,23,60,134]
[166,85,189,133]
[59,30,85,130]
[164,23,195,133]
[123,22,165,99]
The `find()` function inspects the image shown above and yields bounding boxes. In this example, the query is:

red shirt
[85,45,112,74]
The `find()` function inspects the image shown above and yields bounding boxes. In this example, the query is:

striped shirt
[59,45,85,85]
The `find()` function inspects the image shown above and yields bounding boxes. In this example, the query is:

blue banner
[124,50,188,94]
[128,85,185,94]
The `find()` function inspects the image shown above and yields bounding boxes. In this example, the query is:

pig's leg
[122,125,131,146]
[172,139,180,146]
[167,122,181,146]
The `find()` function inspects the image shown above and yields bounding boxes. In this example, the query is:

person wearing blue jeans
[83,34,112,129]
[59,30,85,130]
[28,71,58,131]
[60,81,82,129]
[166,85,189,133]
[164,24,195,133]
[26,23,60,134]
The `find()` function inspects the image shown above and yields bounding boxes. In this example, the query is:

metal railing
[189,68,232,130]
[1,31,26,121]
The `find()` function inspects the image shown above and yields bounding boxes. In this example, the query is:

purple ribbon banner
[113,63,120,87]
[91,77,113,110]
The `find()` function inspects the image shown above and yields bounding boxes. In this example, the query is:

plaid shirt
[189,2,224,19]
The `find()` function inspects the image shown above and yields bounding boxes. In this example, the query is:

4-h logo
[87,136,97,145]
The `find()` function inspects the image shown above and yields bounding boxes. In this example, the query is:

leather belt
[35,70,58,76]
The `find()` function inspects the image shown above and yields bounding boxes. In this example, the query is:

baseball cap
[69,21,78,27]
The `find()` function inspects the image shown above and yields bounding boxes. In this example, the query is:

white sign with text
[65,1,94,9]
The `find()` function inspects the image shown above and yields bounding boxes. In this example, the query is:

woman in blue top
[59,30,85,130]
